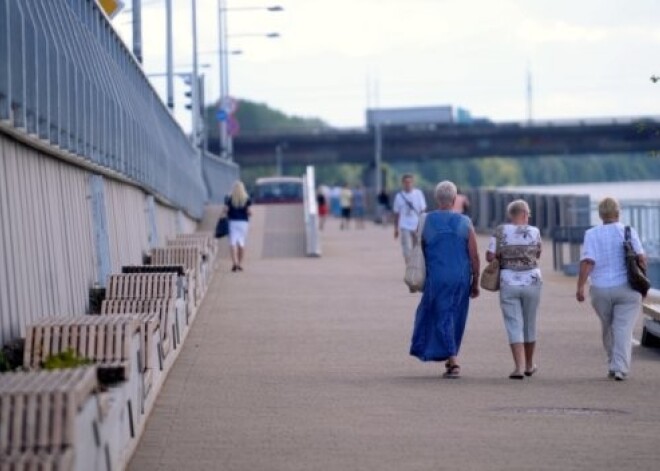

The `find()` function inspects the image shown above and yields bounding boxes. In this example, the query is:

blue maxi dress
[410,210,473,362]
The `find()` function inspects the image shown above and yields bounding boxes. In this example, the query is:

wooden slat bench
[168,233,218,265]
[174,232,217,256]
[23,316,140,385]
[150,247,204,312]
[101,300,174,366]
[122,264,185,276]
[121,265,192,316]
[106,273,184,347]
[0,448,74,471]
[97,308,162,413]
[107,272,178,301]
[23,316,143,454]
[0,367,102,471]
[166,238,209,258]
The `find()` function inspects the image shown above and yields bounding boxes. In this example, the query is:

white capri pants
[499,283,542,344]
[590,283,641,375]
[229,220,249,247]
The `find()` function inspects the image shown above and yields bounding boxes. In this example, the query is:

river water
[504,180,659,203]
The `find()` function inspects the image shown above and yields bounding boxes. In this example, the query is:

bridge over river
[129,205,660,471]
[226,118,660,167]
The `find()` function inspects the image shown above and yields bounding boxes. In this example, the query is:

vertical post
[90,175,111,287]
[132,0,143,63]
[526,64,533,125]
[275,144,283,176]
[224,27,233,159]
[374,124,383,194]
[218,0,230,160]
[199,74,207,151]
[146,195,159,249]
[176,210,184,234]
[191,0,200,149]
[165,0,174,109]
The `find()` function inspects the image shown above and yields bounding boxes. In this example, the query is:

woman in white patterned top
[486,200,542,380]
[576,197,647,381]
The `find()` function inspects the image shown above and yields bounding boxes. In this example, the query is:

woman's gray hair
[598,197,620,221]
[435,180,457,207]
[507,199,531,218]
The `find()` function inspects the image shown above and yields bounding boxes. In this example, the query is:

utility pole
[132,0,143,63]
[526,64,533,125]
[374,124,383,194]
[218,0,229,159]
[191,0,200,149]
[165,0,174,109]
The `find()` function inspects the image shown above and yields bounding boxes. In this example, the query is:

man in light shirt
[392,174,427,261]
[339,184,353,230]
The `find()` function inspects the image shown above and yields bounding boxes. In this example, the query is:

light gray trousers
[400,228,416,261]
[499,283,542,344]
[589,284,642,375]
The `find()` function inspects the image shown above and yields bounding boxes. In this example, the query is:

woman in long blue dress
[410,181,481,378]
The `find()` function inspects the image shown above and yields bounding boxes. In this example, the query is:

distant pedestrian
[410,181,480,378]
[339,184,353,230]
[330,185,342,217]
[392,174,427,261]
[452,186,470,215]
[486,199,543,380]
[576,197,647,381]
[223,180,252,272]
[352,185,366,229]
[376,189,391,226]
[317,187,329,230]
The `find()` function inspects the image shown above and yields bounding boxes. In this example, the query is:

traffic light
[182,74,203,114]
[182,75,193,110]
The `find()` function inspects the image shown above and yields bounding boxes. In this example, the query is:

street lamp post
[132,0,143,63]
[218,0,229,159]
[191,0,200,150]
[165,0,174,109]
[217,3,283,160]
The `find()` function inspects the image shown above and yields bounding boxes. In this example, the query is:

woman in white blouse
[576,197,647,381]
[486,200,542,380]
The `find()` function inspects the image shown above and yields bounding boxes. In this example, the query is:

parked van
[253,176,304,204]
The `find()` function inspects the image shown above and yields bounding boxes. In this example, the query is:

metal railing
[0,0,207,217]
[202,151,240,203]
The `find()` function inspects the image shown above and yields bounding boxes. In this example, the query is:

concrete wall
[0,132,195,347]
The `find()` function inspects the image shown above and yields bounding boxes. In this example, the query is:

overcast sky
[113,0,660,128]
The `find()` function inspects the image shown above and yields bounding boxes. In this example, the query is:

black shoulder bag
[624,226,651,296]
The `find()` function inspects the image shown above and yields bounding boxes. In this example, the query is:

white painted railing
[302,166,321,257]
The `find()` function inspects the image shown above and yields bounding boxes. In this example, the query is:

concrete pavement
[129,207,660,471]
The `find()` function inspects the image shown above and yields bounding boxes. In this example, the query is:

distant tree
[204,98,329,140]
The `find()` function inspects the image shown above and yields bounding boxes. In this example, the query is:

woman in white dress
[223,181,252,272]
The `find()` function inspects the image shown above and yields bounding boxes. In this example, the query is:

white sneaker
[613,371,626,381]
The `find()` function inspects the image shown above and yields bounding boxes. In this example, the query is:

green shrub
[43,349,92,370]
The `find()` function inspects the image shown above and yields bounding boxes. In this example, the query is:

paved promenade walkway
[129,207,660,471]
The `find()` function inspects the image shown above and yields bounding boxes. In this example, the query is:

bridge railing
[0,0,206,218]
[202,151,240,204]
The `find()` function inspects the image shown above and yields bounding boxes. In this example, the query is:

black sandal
[443,364,461,378]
